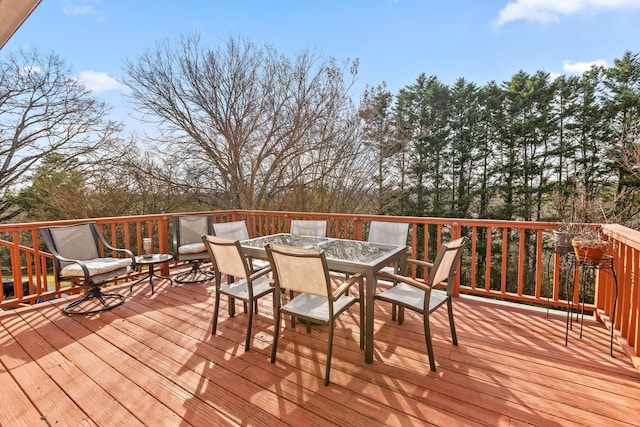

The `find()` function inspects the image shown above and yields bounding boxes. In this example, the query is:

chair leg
[271,309,281,363]
[424,315,436,372]
[228,295,236,317]
[62,287,125,315]
[359,278,364,349]
[447,298,458,345]
[398,306,405,325]
[325,321,334,386]
[212,290,221,334]
[245,303,254,351]
[175,260,215,284]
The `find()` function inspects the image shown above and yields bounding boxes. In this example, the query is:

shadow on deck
[1,272,638,426]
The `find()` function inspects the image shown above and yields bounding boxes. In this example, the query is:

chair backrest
[290,220,327,237]
[174,215,212,246]
[201,235,250,279]
[213,220,250,241]
[367,221,410,246]
[40,222,101,268]
[266,243,330,297]
[426,237,469,295]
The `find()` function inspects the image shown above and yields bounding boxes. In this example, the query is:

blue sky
[5,0,640,134]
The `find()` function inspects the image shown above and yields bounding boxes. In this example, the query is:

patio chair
[201,235,274,351]
[39,222,137,315]
[213,220,269,271]
[173,215,215,284]
[289,219,327,237]
[368,220,410,246]
[266,243,363,386]
[375,236,468,372]
[368,220,411,320]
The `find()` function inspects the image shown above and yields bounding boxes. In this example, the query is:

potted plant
[550,184,610,260]
[552,224,578,254]
[570,224,609,264]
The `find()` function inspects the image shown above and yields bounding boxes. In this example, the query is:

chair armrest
[45,250,92,281]
[93,226,137,269]
[377,271,432,294]
[102,245,136,270]
[406,258,434,269]
[249,266,272,281]
[331,274,362,300]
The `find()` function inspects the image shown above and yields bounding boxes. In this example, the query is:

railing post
[159,215,171,276]
[452,222,462,297]
[10,231,23,299]
[353,217,363,241]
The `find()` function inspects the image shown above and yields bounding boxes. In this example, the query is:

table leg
[365,271,375,364]
[129,268,151,293]
[147,263,173,294]
[130,263,173,295]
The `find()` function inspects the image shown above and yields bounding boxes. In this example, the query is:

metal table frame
[240,233,407,364]
[129,253,174,294]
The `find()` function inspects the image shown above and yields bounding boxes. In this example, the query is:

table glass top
[241,233,403,265]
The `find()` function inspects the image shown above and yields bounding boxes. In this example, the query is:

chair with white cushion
[173,215,215,283]
[39,222,137,315]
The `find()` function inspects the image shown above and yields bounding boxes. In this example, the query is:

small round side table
[130,253,173,294]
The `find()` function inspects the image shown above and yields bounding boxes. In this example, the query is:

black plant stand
[564,253,618,356]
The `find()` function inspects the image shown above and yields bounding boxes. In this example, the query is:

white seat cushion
[178,242,206,254]
[60,257,132,277]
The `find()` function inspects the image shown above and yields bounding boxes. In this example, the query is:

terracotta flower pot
[571,238,607,264]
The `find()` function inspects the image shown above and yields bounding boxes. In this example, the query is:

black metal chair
[40,222,137,315]
[173,215,215,283]
[375,236,468,371]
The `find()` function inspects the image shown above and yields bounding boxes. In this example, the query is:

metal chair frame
[173,215,215,284]
[40,222,137,315]
[376,236,468,371]
[266,243,363,386]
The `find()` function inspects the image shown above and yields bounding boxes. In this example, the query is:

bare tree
[0,48,122,221]
[125,34,372,212]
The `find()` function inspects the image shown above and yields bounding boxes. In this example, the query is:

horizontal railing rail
[1,210,637,367]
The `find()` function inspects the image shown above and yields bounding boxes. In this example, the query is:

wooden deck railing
[1,210,638,368]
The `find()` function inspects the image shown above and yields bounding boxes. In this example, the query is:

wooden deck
[1,274,639,427]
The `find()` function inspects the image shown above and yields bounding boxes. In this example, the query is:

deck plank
[1,274,639,427]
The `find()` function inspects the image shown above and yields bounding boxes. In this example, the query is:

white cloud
[548,71,563,81]
[18,66,43,76]
[61,0,105,21]
[562,59,608,73]
[494,0,640,27]
[77,71,125,94]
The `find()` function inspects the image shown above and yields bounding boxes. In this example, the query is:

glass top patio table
[240,233,408,364]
